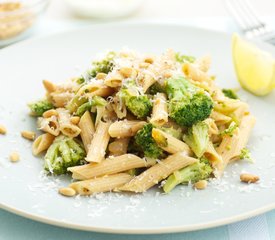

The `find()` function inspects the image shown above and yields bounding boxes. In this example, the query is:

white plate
[0,23,275,234]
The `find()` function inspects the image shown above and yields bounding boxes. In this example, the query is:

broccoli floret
[119,80,152,119]
[165,76,213,127]
[148,82,165,95]
[183,121,209,158]
[89,51,116,78]
[220,122,238,137]
[175,52,196,63]
[163,157,213,193]
[160,126,183,140]
[28,99,54,117]
[75,96,107,116]
[44,136,86,175]
[240,147,253,163]
[222,89,239,99]
[134,123,163,159]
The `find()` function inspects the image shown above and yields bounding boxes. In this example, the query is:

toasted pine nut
[0,124,7,135]
[43,109,58,118]
[144,57,154,64]
[9,152,20,162]
[194,180,207,190]
[43,80,56,93]
[70,116,80,125]
[21,130,36,140]
[139,62,150,69]
[59,187,76,197]
[96,73,107,80]
[240,173,259,183]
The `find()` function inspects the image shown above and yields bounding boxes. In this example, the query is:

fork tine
[238,0,265,31]
[225,0,249,31]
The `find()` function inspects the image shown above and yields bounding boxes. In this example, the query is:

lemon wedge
[232,33,275,96]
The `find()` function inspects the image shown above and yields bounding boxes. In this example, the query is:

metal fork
[225,0,275,44]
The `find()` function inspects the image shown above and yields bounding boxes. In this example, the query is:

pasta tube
[150,93,168,126]
[86,121,111,163]
[151,128,192,155]
[70,173,133,196]
[118,152,198,192]
[108,120,146,138]
[68,154,156,180]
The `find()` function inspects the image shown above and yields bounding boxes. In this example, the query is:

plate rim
[1,22,272,234]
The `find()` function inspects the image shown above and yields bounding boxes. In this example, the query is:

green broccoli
[89,51,116,78]
[119,80,152,119]
[28,99,54,117]
[240,147,253,163]
[175,52,196,63]
[44,135,86,175]
[165,76,213,127]
[148,82,165,95]
[183,121,209,158]
[160,126,183,140]
[222,89,239,99]
[134,123,163,159]
[220,122,238,137]
[75,96,107,116]
[163,157,213,193]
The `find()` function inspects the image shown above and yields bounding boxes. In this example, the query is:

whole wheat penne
[108,120,146,138]
[69,173,133,196]
[118,152,198,192]
[57,108,81,138]
[68,154,156,180]
[150,93,168,126]
[78,111,95,152]
[32,133,55,156]
[108,138,130,156]
[152,128,192,155]
[182,62,210,82]
[37,116,60,136]
[86,121,111,163]
[216,115,256,176]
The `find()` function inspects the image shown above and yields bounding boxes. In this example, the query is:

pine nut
[70,116,80,125]
[144,57,154,64]
[59,187,76,197]
[21,130,36,140]
[9,152,20,162]
[240,173,259,183]
[0,124,7,135]
[194,180,207,190]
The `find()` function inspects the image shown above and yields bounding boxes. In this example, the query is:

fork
[225,0,275,45]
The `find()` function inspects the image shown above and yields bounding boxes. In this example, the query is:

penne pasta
[108,120,146,138]
[37,116,60,136]
[216,115,256,176]
[204,142,223,173]
[104,72,123,88]
[118,152,198,192]
[68,154,156,180]
[182,62,210,82]
[195,55,211,72]
[78,111,95,152]
[150,93,168,126]
[32,133,55,156]
[108,138,130,156]
[86,121,111,163]
[70,173,133,196]
[142,74,157,92]
[151,128,192,155]
[57,108,81,138]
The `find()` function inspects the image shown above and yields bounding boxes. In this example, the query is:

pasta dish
[27,49,256,196]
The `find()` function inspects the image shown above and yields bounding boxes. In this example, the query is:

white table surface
[1,1,275,239]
